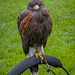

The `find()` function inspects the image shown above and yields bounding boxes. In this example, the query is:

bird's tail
[30,65,38,75]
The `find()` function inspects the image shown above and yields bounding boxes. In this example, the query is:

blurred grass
[0,0,75,75]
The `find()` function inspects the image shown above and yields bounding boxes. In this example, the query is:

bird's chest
[30,22,46,37]
[30,15,47,35]
[29,22,47,46]
[32,11,46,23]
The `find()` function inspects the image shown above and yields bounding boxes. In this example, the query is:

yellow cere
[34,5,39,10]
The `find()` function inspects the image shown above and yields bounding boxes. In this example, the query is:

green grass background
[0,0,75,75]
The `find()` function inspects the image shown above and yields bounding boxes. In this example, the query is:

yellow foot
[34,52,43,60]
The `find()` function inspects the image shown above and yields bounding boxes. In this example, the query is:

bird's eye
[39,3,42,6]
[30,4,34,7]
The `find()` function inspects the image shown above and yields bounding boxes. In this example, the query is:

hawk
[17,0,52,75]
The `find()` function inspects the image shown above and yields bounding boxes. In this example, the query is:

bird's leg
[34,46,44,60]
[34,52,43,60]
[34,46,51,72]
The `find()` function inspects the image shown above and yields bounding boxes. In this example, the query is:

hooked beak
[34,5,39,10]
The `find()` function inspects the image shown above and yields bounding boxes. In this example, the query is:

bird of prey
[17,0,52,75]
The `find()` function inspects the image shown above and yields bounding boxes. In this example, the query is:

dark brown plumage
[17,0,52,75]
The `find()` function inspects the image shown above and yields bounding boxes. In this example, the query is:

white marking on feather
[27,47,36,58]
[41,45,44,54]
[27,45,44,58]
[31,72,38,75]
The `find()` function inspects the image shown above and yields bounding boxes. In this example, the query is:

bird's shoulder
[17,10,31,30]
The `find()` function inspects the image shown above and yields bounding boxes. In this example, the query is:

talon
[34,52,43,60]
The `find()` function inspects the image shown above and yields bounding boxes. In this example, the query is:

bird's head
[27,0,44,12]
